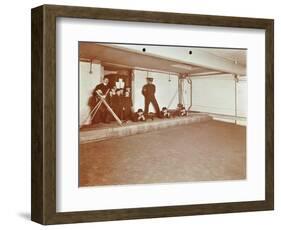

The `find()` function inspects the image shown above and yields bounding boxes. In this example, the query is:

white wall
[79,62,103,125]
[184,74,247,118]
[133,70,179,112]
[237,79,248,117]
[82,68,249,120]
[1,0,280,230]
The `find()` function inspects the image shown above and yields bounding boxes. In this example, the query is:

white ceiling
[80,43,246,76]
[193,48,247,66]
[80,43,216,75]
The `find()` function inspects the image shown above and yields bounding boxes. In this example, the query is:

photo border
[31,4,274,225]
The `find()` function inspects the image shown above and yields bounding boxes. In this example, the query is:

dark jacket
[93,83,110,96]
[142,83,156,98]
[111,95,124,119]
[123,96,132,109]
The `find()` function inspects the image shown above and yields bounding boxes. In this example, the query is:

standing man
[142,77,160,117]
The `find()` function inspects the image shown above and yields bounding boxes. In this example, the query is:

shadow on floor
[18,212,31,220]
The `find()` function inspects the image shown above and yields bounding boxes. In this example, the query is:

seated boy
[160,107,171,118]
[132,108,146,122]
[176,103,188,117]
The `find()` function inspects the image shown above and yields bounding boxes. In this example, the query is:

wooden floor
[79,120,246,187]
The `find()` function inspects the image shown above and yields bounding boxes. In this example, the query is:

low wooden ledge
[80,114,212,144]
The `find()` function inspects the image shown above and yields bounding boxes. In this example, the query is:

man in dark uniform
[142,77,160,117]
[89,77,110,124]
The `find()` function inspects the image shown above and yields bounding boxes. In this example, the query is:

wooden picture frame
[31,4,274,225]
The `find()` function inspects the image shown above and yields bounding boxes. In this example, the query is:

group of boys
[88,77,133,124]
[134,103,188,122]
[88,77,189,125]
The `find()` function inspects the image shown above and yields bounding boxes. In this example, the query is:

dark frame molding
[31,4,274,225]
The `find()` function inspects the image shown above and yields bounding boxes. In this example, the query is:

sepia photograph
[79,42,247,187]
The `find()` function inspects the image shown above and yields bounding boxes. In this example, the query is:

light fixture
[89,59,93,74]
